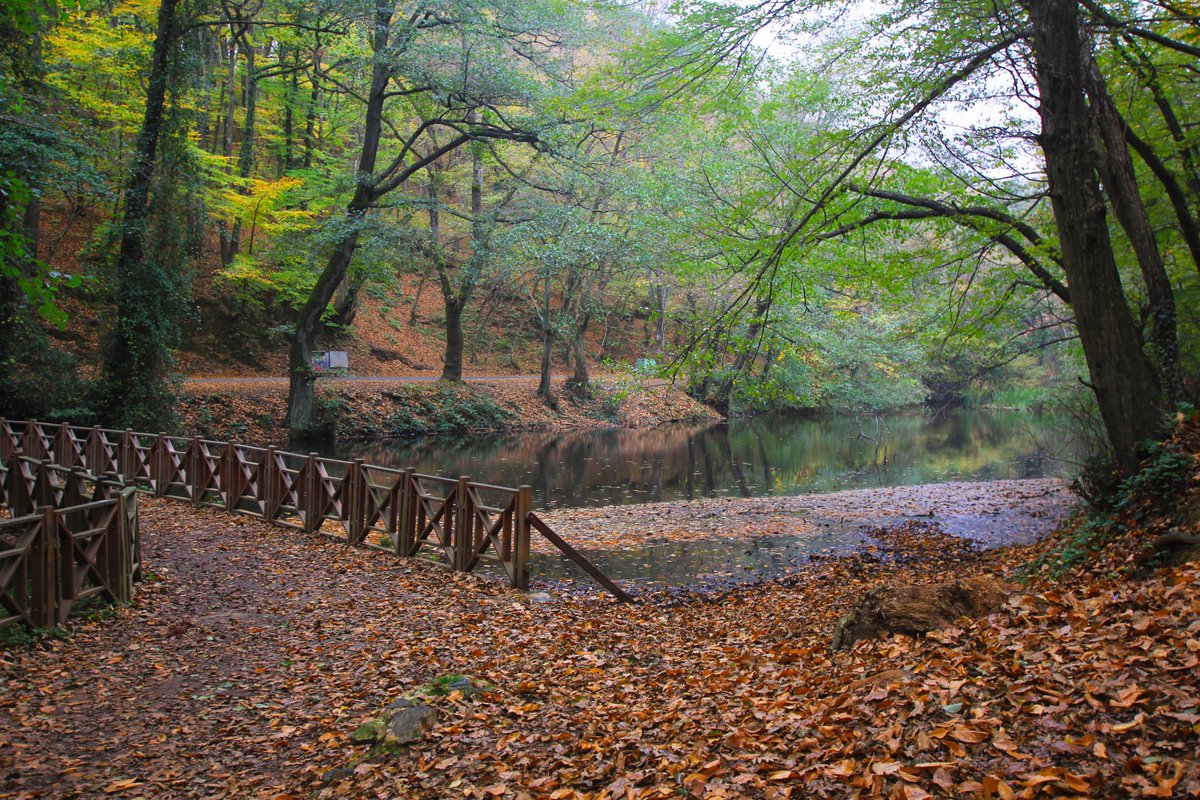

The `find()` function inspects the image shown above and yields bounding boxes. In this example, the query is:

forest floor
[3,460,1199,799]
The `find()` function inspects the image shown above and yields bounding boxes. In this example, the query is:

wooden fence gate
[0,456,139,629]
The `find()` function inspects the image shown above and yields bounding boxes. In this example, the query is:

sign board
[311,350,350,371]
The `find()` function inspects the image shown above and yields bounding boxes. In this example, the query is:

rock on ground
[831,575,1011,650]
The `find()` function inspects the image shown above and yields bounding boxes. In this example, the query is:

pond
[326,408,1080,511]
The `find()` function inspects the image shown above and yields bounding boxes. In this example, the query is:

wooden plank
[527,512,633,603]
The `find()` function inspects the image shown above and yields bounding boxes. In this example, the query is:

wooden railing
[1,456,139,629]
[0,419,632,602]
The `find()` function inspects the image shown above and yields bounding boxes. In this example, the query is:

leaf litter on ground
[1,461,1198,799]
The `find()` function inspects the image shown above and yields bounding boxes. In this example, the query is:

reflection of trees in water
[330,410,1078,509]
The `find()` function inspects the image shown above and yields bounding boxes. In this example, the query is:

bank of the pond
[535,478,1071,552]
[524,478,1072,589]
[178,375,719,446]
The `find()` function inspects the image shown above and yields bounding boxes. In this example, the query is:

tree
[284,0,572,436]
[655,0,1194,471]
[98,0,192,429]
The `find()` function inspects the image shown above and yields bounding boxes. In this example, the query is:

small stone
[322,767,355,783]
[385,703,438,745]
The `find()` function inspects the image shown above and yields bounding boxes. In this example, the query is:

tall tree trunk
[1124,127,1200,274]
[1024,0,1166,473]
[537,270,554,400]
[281,45,296,176]
[567,312,591,399]
[217,31,238,265]
[101,0,182,428]
[441,136,483,382]
[332,276,360,326]
[227,41,257,264]
[442,297,465,381]
[303,47,319,169]
[1084,55,1182,403]
[286,8,391,437]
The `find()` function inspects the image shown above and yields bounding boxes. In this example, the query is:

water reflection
[328,409,1079,511]
[528,526,876,587]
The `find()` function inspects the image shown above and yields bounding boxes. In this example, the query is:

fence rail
[0,419,630,602]
[1,456,139,628]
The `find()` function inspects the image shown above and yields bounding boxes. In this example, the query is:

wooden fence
[0,419,632,602]
[0,455,139,629]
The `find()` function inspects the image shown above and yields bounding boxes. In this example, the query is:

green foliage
[0,621,70,648]
[1032,410,1196,577]
[310,392,352,440]
[0,334,91,421]
[382,385,514,438]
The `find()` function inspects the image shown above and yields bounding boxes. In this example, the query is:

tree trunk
[286,230,360,433]
[286,7,391,437]
[1024,0,1166,473]
[566,313,591,400]
[218,29,238,265]
[538,327,555,399]
[442,297,465,381]
[1084,54,1182,404]
[537,269,554,400]
[1124,127,1200,274]
[227,41,257,264]
[100,0,182,428]
[303,48,319,169]
[440,136,483,382]
[332,275,360,326]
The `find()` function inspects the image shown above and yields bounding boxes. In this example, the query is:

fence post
[223,443,237,513]
[454,476,470,572]
[9,455,31,516]
[122,430,135,483]
[32,506,58,628]
[114,490,134,602]
[400,468,416,556]
[88,426,101,475]
[153,433,167,497]
[0,419,9,462]
[55,422,70,467]
[347,459,365,544]
[387,471,402,555]
[189,436,202,505]
[25,420,39,460]
[125,488,141,583]
[302,453,319,533]
[514,485,532,591]
[262,446,277,521]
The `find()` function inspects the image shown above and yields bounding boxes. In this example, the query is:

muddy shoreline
[539,477,1072,551]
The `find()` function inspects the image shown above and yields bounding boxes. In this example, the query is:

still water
[327,408,1079,512]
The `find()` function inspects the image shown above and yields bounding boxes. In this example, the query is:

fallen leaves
[1,463,1199,800]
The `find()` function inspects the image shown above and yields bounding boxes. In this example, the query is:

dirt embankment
[179,375,720,446]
